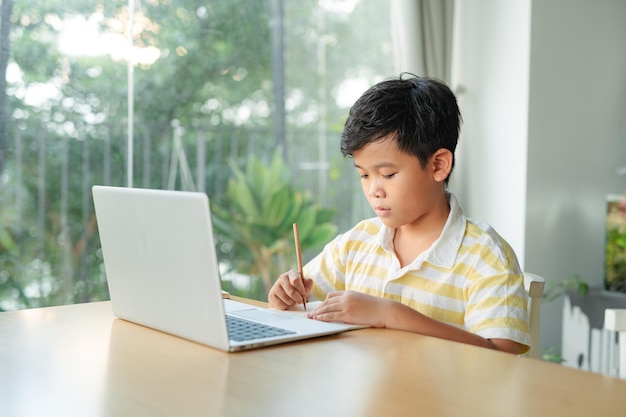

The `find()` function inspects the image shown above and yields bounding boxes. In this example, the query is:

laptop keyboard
[226,315,296,342]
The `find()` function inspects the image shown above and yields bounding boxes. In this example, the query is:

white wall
[450,0,531,267]
[452,0,626,355]
[526,0,626,354]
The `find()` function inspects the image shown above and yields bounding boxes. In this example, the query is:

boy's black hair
[340,73,461,182]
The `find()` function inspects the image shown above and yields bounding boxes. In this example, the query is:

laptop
[92,185,364,352]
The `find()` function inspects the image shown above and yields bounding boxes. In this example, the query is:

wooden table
[1,300,625,417]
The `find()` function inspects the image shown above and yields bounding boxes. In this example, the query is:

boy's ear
[431,149,453,183]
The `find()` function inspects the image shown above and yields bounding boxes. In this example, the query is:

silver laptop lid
[92,186,230,351]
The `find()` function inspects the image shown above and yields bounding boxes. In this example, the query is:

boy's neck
[392,197,450,268]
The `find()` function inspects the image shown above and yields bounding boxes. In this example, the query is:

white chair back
[523,273,545,359]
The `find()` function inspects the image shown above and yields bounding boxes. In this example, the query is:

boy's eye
[359,174,369,179]
[382,173,396,179]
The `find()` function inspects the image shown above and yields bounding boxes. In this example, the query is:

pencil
[292,223,307,311]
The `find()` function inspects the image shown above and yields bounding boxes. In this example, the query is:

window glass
[0,0,393,309]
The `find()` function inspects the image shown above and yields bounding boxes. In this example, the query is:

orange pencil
[292,223,307,311]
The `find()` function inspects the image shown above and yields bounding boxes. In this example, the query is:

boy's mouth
[374,206,391,217]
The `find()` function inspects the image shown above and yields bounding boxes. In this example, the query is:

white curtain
[390,0,455,83]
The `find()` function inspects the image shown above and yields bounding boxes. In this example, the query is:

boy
[268,74,530,354]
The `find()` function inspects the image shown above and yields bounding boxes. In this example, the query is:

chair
[523,272,545,359]
[604,309,626,379]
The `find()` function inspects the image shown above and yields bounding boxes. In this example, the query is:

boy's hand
[307,291,388,328]
[268,270,313,310]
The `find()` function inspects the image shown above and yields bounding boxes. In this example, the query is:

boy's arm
[382,300,522,353]
[307,291,523,354]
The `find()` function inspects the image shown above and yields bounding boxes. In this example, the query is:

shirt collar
[375,191,467,269]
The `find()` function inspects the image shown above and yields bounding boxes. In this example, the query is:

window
[0,0,394,309]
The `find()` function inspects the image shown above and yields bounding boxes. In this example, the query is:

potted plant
[541,274,590,363]
[211,150,337,300]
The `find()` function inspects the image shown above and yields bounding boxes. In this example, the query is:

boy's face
[352,135,449,230]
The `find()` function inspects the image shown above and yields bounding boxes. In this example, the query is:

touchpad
[230,309,294,323]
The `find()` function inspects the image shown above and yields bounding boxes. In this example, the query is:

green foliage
[211,150,337,300]
[541,276,589,364]
[541,346,567,364]
[543,274,589,303]
[0,0,277,309]
[605,198,626,292]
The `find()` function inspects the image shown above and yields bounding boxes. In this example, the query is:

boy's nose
[368,183,383,198]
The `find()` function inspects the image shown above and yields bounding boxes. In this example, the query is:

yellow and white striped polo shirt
[305,192,531,350]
